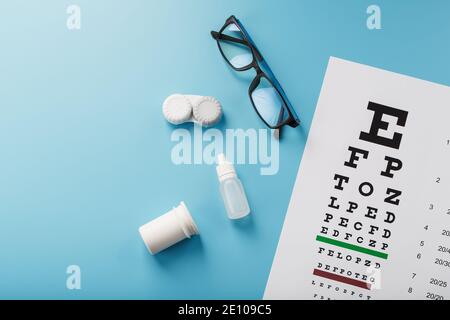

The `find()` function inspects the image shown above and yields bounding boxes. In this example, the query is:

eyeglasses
[211,15,300,130]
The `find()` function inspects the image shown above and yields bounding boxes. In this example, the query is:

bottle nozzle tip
[217,153,227,165]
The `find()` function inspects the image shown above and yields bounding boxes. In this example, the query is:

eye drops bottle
[216,153,250,219]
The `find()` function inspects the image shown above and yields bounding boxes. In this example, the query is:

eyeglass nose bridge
[248,73,263,93]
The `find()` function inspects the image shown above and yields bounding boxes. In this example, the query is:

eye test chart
[264,57,450,300]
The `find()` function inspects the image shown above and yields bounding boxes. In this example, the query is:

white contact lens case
[162,94,222,127]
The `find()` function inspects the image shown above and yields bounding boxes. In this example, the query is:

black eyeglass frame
[211,15,300,129]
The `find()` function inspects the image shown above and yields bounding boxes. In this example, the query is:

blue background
[0,0,448,299]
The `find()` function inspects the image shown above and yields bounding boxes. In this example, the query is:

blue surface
[0,0,448,299]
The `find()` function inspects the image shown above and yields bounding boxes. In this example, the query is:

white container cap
[139,201,199,255]
[216,153,236,182]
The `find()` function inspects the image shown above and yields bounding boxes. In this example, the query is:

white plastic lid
[175,201,199,238]
[216,153,236,182]
[192,96,222,126]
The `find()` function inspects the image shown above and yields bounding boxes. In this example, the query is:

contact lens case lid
[162,94,193,125]
[191,96,222,127]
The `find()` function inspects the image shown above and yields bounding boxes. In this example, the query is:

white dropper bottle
[216,153,250,219]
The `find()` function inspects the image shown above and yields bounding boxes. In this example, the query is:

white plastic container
[139,201,199,255]
[216,154,251,219]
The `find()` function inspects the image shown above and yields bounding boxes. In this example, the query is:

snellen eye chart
[264,57,450,300]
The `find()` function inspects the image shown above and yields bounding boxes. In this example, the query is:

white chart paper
[265,57,450,300]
